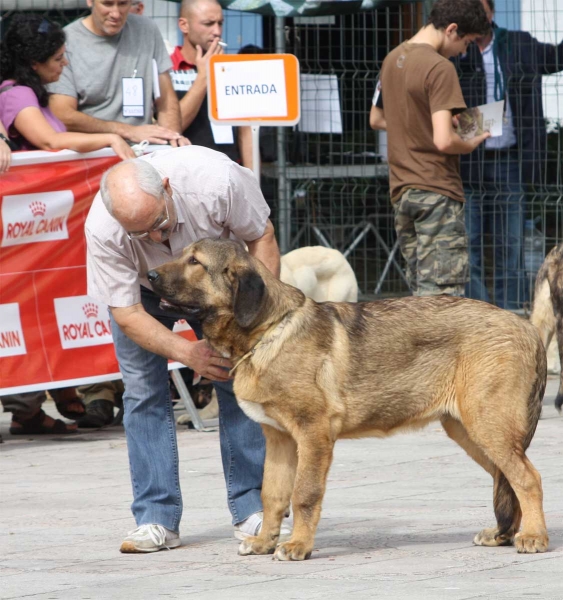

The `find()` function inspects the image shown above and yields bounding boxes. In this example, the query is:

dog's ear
[233,269,266,329]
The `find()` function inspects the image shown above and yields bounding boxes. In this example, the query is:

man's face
[88,0,131,37]
[442,26,480,58]
[117,180,178,244]
[183,2,223,53]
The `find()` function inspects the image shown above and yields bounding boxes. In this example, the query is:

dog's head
[147,238,269,330]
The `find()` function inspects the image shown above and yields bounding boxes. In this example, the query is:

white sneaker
[233,511,292,541]
[120,524,181,553]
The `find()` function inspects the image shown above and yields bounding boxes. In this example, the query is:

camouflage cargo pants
[393,188,469,297]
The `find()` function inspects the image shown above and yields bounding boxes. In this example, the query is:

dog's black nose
[147,270,159,283]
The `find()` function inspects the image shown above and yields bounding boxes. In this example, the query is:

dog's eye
[188,256,199,265]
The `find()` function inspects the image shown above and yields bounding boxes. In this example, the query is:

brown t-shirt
[380,42,467,203]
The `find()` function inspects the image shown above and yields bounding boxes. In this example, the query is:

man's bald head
[180,0,221,19]
[100,160,165,221]
[178,0,223,55]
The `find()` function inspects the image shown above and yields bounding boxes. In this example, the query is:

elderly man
[169,0,253,168]
[86,146,283,552]
[48,0,190,426]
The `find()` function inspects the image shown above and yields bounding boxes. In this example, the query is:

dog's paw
[515,532,549,553]
[473,527,514,547]
[238,536,275,556]
[273,541,313,561]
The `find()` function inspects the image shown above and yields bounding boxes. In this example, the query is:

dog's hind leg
[239,425,297,556]
[441,416,521,547]
[492,454,547,553]
[448,411,547,552]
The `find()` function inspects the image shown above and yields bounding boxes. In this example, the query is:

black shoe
[76,399,115,428]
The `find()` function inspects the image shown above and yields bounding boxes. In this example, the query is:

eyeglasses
[127,196,171,240]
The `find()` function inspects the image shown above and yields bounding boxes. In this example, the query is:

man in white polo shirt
[85,145,282,552]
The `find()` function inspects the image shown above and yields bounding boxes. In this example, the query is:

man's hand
[195,38,224,76]
[183,339,233,382]
[123,124,182,145]
[169,135,191,147]
[111,304,232,381]
[468,131,492,150]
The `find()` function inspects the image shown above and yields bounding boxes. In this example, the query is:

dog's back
[530,242,563,410]
[280,246,358,302]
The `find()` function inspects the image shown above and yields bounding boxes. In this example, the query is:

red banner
[1,149,198,394]
[0,151,123,393]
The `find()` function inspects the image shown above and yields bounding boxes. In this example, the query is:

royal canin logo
[0,303,27,357]
[29,201,47,217]
[1,191,73,248]
[82,303,99,319]
[54,296,113,350]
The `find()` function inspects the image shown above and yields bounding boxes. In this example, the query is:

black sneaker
[76,399,115,428]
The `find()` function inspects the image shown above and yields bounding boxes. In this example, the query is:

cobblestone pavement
[1,377,562,600]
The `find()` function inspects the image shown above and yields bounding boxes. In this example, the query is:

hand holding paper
[455,100,504,141]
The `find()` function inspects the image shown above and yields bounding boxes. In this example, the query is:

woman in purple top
[0,14,134,159]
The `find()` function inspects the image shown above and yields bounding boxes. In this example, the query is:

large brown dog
[148,238,549,560]
[530,242,563,411]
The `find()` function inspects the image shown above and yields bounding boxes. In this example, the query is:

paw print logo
[29,201,47,217]
[82,303,98,319]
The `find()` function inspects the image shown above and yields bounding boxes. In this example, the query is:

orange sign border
[208,54,300,126]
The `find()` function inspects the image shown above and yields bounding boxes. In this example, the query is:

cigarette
[218,41,227,48]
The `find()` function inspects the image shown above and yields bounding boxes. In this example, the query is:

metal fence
[1,0,562,307]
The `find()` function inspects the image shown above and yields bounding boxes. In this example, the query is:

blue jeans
[110,287,265,532]
[465,154,526,310]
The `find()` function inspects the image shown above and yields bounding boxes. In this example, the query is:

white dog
[280,246,358,302]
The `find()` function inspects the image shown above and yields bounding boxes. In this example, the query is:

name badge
[122,77,144,117]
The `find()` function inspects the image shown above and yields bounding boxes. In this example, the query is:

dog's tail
[493,470,520,540]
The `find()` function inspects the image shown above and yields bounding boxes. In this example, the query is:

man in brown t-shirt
[370,0,490,296]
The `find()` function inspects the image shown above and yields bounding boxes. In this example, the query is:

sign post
[208,53,300,182]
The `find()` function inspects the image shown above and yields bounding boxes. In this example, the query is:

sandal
[54,397,85,420]
[10,409,78,435]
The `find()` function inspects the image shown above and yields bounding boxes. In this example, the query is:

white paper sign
[299,73,342,134]
[210,123,234,144]
[214,59,288,119]
[152,59,160,100]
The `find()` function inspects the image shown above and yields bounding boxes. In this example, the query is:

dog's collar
[229,314,292,376]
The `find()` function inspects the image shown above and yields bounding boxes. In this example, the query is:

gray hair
[99,159,165,215]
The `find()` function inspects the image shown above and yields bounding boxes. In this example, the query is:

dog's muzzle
[147,270,160,283]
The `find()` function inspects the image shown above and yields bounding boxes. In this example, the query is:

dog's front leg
[239,425,297,556]
[273,426,335,561]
